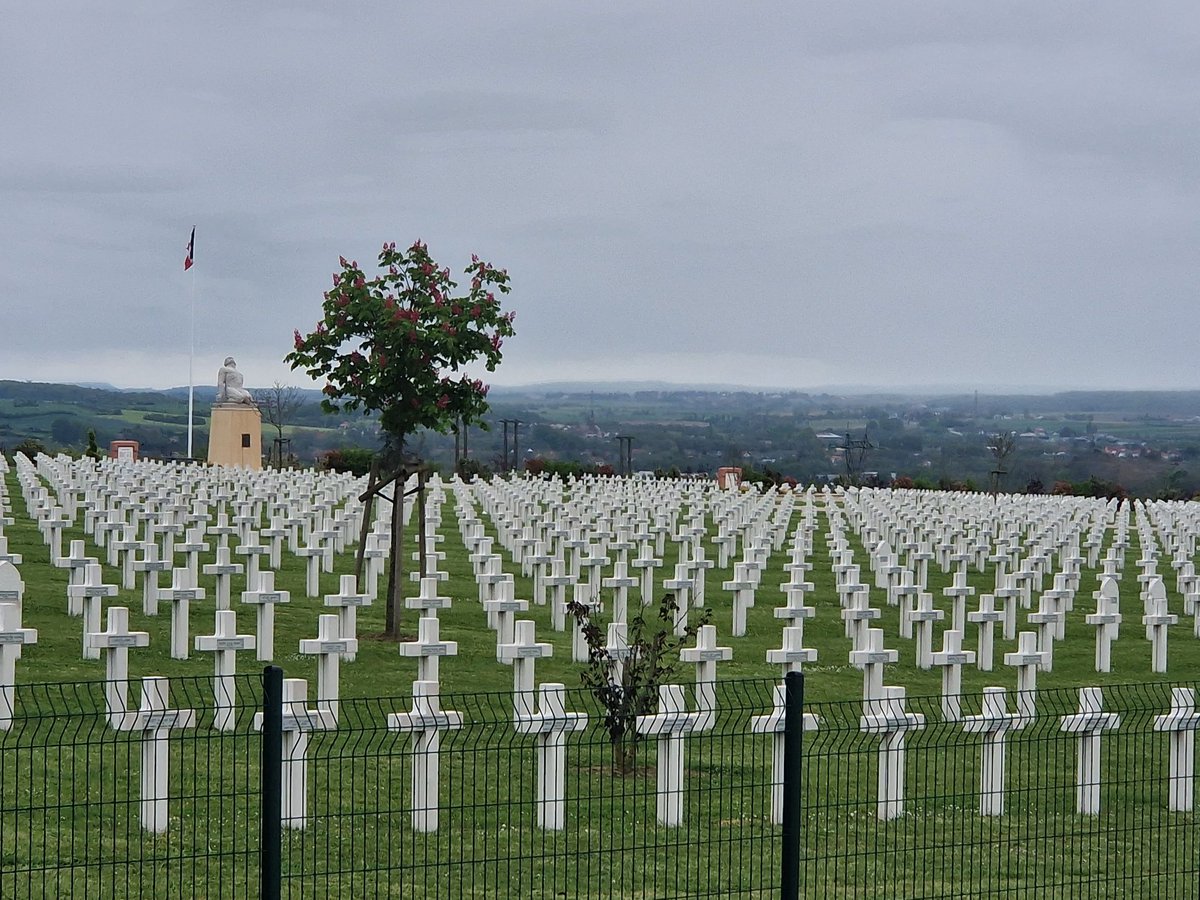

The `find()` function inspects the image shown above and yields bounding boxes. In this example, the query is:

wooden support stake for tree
[417,468,428,579]
[384,464,408,638]
[353,459,380,591]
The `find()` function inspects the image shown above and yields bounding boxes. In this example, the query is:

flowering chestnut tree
[286,239,515,636]
[286,240,514,441]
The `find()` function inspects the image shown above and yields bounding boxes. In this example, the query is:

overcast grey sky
[3,2,1198,393]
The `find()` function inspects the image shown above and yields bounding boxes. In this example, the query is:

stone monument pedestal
[208,405,263,470]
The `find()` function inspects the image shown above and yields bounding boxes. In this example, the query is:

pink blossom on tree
[287,239,515,639]
[285,239,515,444]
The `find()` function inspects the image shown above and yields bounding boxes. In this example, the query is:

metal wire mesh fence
[5,673,1200,897]
[0,673,784,899]
[0,673,262,898]
[273,675,781,899]
[798,680,1200,898]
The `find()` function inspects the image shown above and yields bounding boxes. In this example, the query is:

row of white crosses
[462,475,825,826]
[830,489,1199,695]
[17,453,369,607]
[13,455,369,664]
[457,472,799,639]
[457,475,1197,800]
[4,459,358,753]
[0,529,202,836]
[16,458,1200,830]
[10,463,807,830]
[10,453,376,782]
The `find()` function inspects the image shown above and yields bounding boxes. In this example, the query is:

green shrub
[320,447,376,476]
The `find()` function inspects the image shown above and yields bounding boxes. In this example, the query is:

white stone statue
[215,357,254,405]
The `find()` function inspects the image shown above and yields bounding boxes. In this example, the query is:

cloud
[1,1,1198,394]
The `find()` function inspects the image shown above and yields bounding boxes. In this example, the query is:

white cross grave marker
[1142,578,1178,674]
[1153,687,1200,812]
[1085,576,1122,673]
[298,614,357,721]
[0,602,37,730]
[202,546,244,611]
[967,594,1003,672]
[133,541,170,616]
[242,570,290,661]
[766,625,817,678]
[910,592,944,670]
[484,578,528,658]
[387,680,464,832]
[124,676,197,834]
[849,627,898,701]
[514,682,588,831]
[194,609,256,731]
[71,562,117,660]
[1004,631,1045,724]
[326,573,373,662]
[680,624,732,728]
[663,566,694,636]
[1059,686,1120,815]
[158,566,205,660]
[859,686,925,821]
[602,561,638,625]
[254,678,337,830]
[636,683,705,826]
[750,682,819,826]
[497,619,553,714]
[399,616,458,682]
[723,562,757,638]
[86,606,149,728]
[961,686,1023,816]
[930,629,976,721]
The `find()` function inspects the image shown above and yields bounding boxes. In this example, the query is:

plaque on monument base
[208,405,263,469]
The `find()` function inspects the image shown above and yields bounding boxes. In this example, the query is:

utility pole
[839,429,873,486]
[499,419,512,471]
[511,419,522,472]
[616,435,634,476]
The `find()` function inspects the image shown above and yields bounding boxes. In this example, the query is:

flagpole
[187,270,195,459]
[186,226,196,460]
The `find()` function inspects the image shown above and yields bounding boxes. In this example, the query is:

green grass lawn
[2,464,1199,896]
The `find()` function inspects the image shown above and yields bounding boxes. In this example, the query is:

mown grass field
[2,464,1199,896]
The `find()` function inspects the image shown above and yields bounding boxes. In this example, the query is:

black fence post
[261,665,284,900]
[781,670,804,900]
